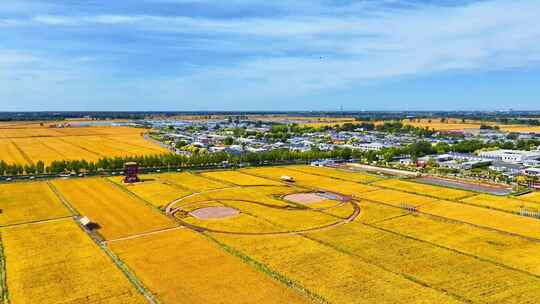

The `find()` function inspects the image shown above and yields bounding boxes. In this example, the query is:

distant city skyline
[1,0,539,111]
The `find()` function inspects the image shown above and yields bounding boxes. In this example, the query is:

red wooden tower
[124,162,140,183]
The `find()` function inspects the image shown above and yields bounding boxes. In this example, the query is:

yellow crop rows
[0,182,71,226]
[375,213,540,277]
[109,229,310,303]
[0,125,168,165]
[242,167,377,195]
[362,189,439,208]
[373,179,471,200]
[4,166,540,303]
[288,165,382,183]
[1,219,144,303]
[461,194,540,213]
[151,172,228,191]
[518,191,540,204]
[110,176,191,208]
[0,140,29,165]
[52,178,175,240]
[214,233,461,303]
[201,170,283,186]
[306,220,540,303]
[420,200,540,239]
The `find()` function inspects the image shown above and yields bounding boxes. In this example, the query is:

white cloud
[2,0,540,109]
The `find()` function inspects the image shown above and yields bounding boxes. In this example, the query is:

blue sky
[1,0,539,111]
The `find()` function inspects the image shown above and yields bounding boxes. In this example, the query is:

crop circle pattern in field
[165,186,360,236]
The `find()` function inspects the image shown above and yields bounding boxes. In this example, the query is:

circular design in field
[189,206,239,220]
[165,186,360,236]
[284,193,327,204]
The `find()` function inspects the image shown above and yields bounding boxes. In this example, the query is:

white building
[357,142,386,151]
[524,167,540,177]
[478,149,540,164]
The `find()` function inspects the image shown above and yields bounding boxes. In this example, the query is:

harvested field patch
[190,206,239,219]
[284,192,326,204]
[52,178,175,240]
[109,229,311,303]
[2,219,144,303]
[0,182,72,226]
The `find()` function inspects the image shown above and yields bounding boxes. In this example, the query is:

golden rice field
[372,179,472,200]
[214,233,461,303]
[175,186,355,233]
[3,165,540,303]
[109,229,310,304]
[201,170,283,186]
[109,176,191,208]
[51,178,175,240]
[0,125,168,165]
[460,194,540,213]
[1,219,143,303]
[419,200,540,239]
[287,165,382,183]
[0,182,72,226]
[241,167,377,195]
[375,213,540,277]
[362,189,439,208]
[152,172,228,191]
[518,191,540,203]
[303,219,540,303]
[402,118,540,133]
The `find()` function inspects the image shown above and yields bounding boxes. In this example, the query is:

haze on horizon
[1,0,539,112]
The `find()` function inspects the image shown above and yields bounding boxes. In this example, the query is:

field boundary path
[103,226,184,244]
[47,181,80,216]
[8,139,33,165]
[0,235,9,304]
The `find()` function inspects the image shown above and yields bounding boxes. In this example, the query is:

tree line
[0,148,362,176]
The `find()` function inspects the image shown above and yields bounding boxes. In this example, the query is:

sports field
[0,125,168,165]
[2,165,540,303]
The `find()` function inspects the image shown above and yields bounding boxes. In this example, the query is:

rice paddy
[0,182,72,226]
[0,125,168,165]
[1,219,144,303]
[3,165,540,303]
[51,178,176,240]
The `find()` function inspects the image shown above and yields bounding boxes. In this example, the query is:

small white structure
[281,175,295,182]
[79,216,91,227]
[357,142,386,151]
[478,149,540,164]
[524,167,540,177]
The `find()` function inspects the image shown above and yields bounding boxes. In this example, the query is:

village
[147,117,540,187]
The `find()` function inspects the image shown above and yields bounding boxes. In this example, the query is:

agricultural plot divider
[0,236,8,304]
